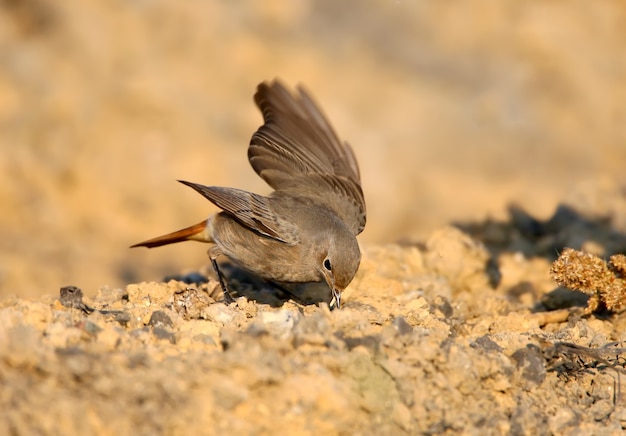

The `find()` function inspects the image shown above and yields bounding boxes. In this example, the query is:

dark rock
[511,345,547,387]
[148,310,174,329]
[470,335,503,353]
[392,316,413,335]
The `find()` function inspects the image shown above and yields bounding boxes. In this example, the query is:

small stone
[59,285,94,314]
[152,327,176,344]
[511,345,546,388]
[392,316,413,335]
[114,311,132,327]
[470,335,503,353]
[259,310,299,339]
[148,310,174,329]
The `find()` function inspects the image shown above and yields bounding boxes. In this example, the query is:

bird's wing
[178,180,300,245]
[248,80,366,235]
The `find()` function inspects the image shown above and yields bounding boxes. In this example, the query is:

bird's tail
[130,219,212,248]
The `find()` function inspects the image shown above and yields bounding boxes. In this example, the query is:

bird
[131,79,366,308]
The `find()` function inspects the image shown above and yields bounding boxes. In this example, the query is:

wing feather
[248,80,366,235]
[178,180,300,245]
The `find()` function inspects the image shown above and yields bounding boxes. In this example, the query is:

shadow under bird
[131,80,366,308]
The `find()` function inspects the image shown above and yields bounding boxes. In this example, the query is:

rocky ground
[2,2,626,435]
[3,187,626,434]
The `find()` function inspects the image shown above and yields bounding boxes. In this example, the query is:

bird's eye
[323,258,332,271]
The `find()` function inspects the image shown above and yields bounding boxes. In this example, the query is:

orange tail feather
[130,220,211,248]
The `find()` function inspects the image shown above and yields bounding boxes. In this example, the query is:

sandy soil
[1,1,626,434]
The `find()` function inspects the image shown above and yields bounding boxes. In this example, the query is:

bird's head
[318,226,361,309]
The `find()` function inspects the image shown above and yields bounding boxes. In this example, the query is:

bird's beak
[329,288,342,310]
[323,272,341,309]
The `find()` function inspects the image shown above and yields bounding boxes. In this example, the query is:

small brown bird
[131,80,366,308]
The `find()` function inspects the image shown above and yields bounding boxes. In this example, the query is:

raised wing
[248,80,366,235]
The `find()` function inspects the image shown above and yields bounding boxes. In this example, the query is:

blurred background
[1,1,624,298]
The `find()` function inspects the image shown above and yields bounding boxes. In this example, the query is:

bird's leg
[208,246,235,305]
